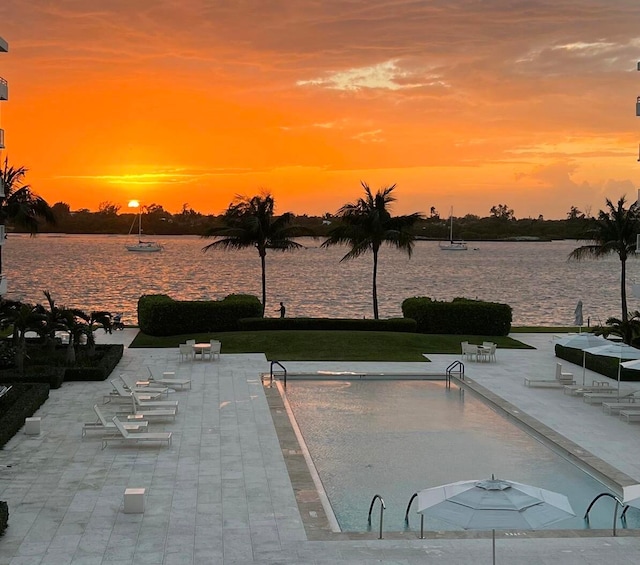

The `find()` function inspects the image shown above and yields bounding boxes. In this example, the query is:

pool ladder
[266,361,287,388]
[446,360,465,389]
[584,492,632,536]
[367,494,386,539]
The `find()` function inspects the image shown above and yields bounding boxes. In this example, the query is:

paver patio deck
[1,331,640,564]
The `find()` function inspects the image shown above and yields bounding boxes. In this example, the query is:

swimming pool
[280,379,640,533]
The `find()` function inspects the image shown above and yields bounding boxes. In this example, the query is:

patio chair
[205,339,221,361]
[179,343,194,362]
[101,416,172,449]
[82,404,148,437]
[461,342,478,362]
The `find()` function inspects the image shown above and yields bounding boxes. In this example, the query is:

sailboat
[439,208,468,251]
[125,207,163,252]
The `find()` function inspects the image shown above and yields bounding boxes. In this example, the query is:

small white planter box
[24,417,41,435]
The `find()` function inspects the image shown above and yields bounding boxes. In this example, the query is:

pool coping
[264,375,640,541]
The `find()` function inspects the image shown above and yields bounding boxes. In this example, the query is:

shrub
[0,383,50,449]
[138,294,263,336]
[0,368,65,389]
[402,297,512,335]
[0,341,16,370]
[0,501,7,537]
[238,317,417,332]
[0,344,123,387]
[555,344,640,381]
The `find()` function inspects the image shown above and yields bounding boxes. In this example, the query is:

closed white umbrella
[417,477,575,565]
[574,300,584,329]
[584,343,640,399]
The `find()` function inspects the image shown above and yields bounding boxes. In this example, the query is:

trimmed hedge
[555,344,640,381]
[237,317,417,332]
[138,294,263,336]
[0,368,64,389]
[0,383,50,449]
[402,297,512,335]
[0,500,7,537]
[0,344,123,388]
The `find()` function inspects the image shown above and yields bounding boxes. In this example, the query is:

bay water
[3,234,633,327]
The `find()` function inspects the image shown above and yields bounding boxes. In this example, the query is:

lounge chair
[583,390,638,405]
[132,391,179,412]
[119,395,177,421]
[145,367,191,390]
[82,404,148,437]
[118,374,169,397]
[524,363,575,387]
[101,416,172,449]
[619,409,640,423]
[602,400,640,415]
[103,379,163,404]
[563,381,611,396]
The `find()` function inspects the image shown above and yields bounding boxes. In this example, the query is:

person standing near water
[279,302,286,318]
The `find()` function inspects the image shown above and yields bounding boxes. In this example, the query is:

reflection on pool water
[283,380,640,532]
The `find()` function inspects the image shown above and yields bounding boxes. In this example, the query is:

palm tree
[0,301,45,373]
[202,193,310,316]
[595,312,640,347]
[37,290,69,351]
[321,182,423,319]
[0,157,56,274]
[569,196,640,331]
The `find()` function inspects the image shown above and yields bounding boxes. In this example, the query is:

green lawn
[130,330,533,362]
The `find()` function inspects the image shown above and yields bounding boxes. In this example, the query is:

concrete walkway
[1,332,640,564]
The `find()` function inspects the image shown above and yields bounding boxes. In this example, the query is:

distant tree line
[10,200,592,241]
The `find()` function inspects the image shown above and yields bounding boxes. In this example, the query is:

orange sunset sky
[1,1,640,219]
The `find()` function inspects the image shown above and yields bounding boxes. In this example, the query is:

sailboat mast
[449,207,454,242]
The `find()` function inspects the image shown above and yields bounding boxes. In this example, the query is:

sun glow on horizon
[128,200,140,208]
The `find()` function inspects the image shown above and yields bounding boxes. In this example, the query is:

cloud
[297,59,444,91]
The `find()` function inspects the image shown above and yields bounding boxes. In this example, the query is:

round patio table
[192,343,211,360]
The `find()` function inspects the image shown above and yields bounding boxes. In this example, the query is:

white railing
[0,274,7,295]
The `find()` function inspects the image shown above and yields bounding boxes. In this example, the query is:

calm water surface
[3,234,632,326]
[285,380,634,532]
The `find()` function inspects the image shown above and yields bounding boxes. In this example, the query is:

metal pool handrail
[270,361,287,388]
[446,360,465,388]
[367,494,386,539]
[584,492,623,536]
[404,492,425,538]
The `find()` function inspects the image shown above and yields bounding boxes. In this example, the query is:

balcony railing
[0,274,7,296]
[0,76,7,100]
[0,128,4,149]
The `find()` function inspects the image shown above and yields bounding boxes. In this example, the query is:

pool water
[283,380,640,532]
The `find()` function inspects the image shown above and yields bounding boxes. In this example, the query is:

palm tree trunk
[372,250,379,320]
[621,257,628,324]
[260,252,267,317]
